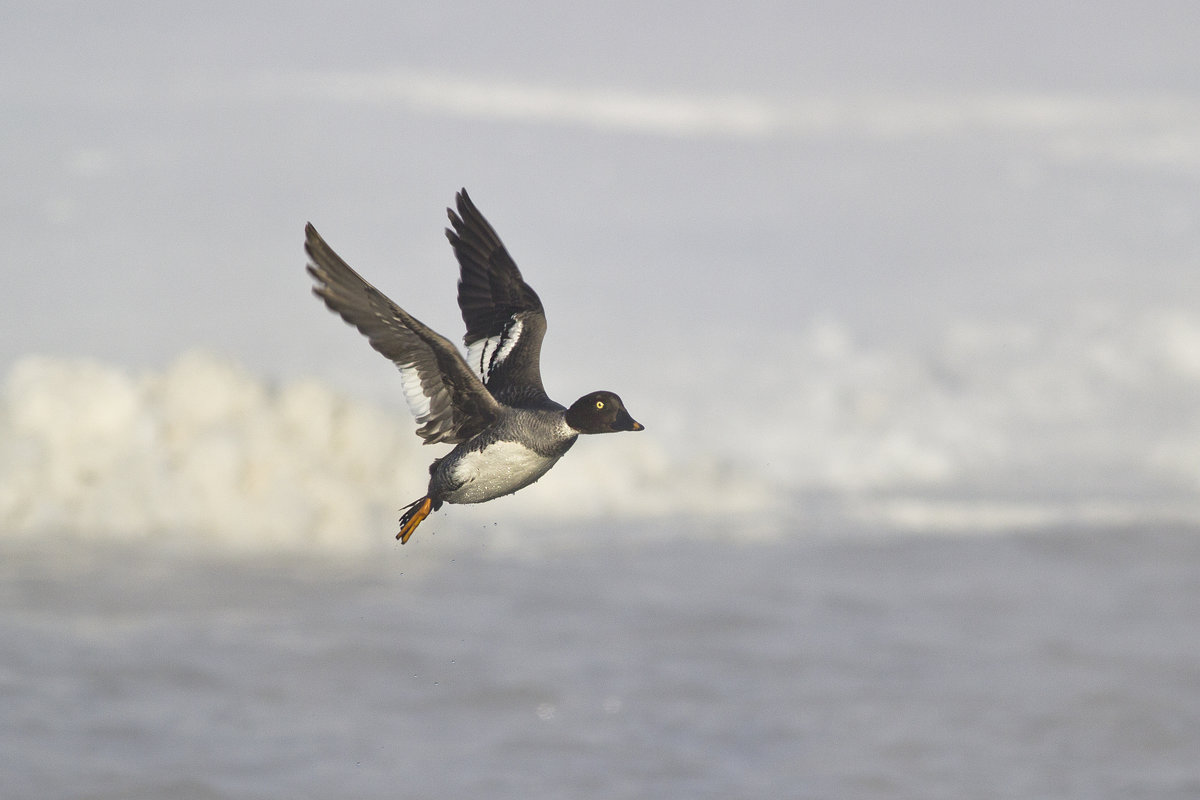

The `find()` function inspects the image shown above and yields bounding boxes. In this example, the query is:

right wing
[446,189,552,407]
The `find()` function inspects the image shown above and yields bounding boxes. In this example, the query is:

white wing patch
[465,316,524,384]
[465,338,496,381]
[398,361,433,422]
[493,317,523,370]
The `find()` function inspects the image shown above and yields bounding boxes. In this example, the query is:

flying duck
[306,190,643,543]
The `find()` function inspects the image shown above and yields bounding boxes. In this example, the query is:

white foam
[0,353,407,551]
[4,309,1200,553]
[0,351,772,552]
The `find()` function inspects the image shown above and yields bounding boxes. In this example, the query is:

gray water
[4,524,1199,799]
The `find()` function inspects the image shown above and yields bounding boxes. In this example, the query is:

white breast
[445,440,562,504]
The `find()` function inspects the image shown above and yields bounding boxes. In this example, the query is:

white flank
[448,441,560,504]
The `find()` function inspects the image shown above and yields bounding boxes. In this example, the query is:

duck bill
[615,411,644,432]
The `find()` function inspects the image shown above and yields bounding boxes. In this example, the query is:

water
[4,309,1200,798]
[4,525,1199,799]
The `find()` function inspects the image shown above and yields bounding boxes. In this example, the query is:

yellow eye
[595,400,605,409]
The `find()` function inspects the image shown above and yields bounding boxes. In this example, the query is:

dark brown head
[565,391,643,434]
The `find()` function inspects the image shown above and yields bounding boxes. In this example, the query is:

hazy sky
[5,2,1200,384]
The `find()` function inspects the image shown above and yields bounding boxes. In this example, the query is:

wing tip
[446,187,474,232]
[453,188,480,222]
[303,222,331,263]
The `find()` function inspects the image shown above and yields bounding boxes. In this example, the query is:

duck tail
[398,496,440,543]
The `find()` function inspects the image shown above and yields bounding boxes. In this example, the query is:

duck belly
[438,441,564,504]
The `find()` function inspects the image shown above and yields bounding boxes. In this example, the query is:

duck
[305,189,643,543]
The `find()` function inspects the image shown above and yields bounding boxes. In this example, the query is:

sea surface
[4,523,1200,800]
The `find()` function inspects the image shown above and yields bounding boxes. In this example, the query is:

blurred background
[3,3,1200,798]
[4,1,1200,543]
[4,1,1200,544]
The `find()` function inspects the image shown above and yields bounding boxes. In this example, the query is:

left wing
[306,223,503,444]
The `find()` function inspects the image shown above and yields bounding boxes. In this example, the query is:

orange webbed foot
[397,497,434,544]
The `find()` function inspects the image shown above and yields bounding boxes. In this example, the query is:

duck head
[565,391,644,434]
